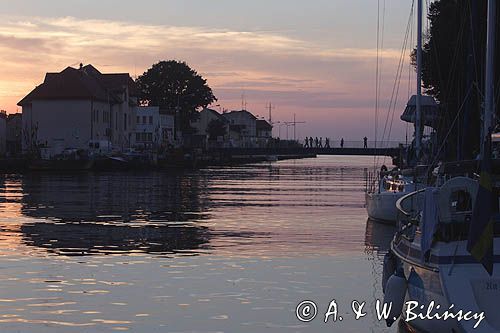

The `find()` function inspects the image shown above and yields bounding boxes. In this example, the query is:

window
[451,190,472,212]
[149,116,153,124]
[143,116,146,124]
[136,133,141,142]
[136,116,140,124]
[147,133,153,142]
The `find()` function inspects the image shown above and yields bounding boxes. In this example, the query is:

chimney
[79,63,83,70]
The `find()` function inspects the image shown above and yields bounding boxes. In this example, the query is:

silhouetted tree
[136,61,217,133]
[415,0,500,160]
[206,119,227,141]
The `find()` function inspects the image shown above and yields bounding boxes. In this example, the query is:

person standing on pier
[315,137,319,148]
[325,137,330,148]
[304,137,309,148]
[319,137,323,148]
[341,138,344,148]
[363,136,368,148]
[309,137,313,148]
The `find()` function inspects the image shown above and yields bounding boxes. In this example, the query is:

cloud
[0,15,411,139]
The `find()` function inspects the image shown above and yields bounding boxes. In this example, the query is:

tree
[136,60,217,134]
[206,119,227,141]
[417,0,500,160]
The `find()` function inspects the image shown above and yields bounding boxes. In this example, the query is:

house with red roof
[18,64,138,155]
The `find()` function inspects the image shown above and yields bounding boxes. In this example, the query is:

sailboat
[365,0,432,225]
[383,0,500,332]
[365,171,419,224]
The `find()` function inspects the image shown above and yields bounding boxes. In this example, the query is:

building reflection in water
[19,172,213,256]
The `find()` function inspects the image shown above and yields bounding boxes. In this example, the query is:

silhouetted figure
[304,137,309,148]
[363,136,368,148]
[341,138,344,148]
[315,137,319,148]
[319,137,323,148]
[325,137,330,148]
[309,137,313,148]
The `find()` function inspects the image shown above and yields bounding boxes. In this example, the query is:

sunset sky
[0,0,420,140]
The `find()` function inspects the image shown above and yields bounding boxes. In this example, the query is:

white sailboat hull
[365,191,404,224]
[393,238,500,333]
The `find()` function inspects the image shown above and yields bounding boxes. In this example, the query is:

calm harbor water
[0,155,401,332]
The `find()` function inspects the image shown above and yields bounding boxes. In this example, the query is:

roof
[400,95,440,128]
[256,119,272,130]
[202,108,229,123]
[18,64,137,106]
[223,110,257,119]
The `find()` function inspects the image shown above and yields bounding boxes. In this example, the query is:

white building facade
[159,109,175,147]
[134,106,159,148]
[134,107,175,149]
[223,110,257,148]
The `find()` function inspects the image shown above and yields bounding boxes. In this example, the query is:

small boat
[29,148,94,171]
[365,168,420,224]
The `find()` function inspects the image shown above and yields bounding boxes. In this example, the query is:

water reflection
[21,222,211,256]
[0,157,403,332]
[20,172,210,223]
[364,218,396,257]
[15,172,214,256]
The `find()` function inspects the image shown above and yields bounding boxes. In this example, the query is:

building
[191,108,229,145]
[0,111,6,157]
[256,119,273,147]
[18,64,138,156]
[135,106,159,149]
[134,107,175,150]
[6,113,22,156]
[159,109,175,147]
[223,110,257,147]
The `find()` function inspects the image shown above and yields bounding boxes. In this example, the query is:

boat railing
[396,188,426,217]
[364,169,379,193]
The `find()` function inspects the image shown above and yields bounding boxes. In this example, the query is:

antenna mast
[285,113,306,141]
[267,102,275,124]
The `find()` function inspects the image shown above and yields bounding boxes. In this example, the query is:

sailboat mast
[483,0,496,157]
[415,0,423,158]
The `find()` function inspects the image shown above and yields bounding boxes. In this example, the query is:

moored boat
[29,148,94,171]
[387,172,500,332]
[366,170,419,224]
